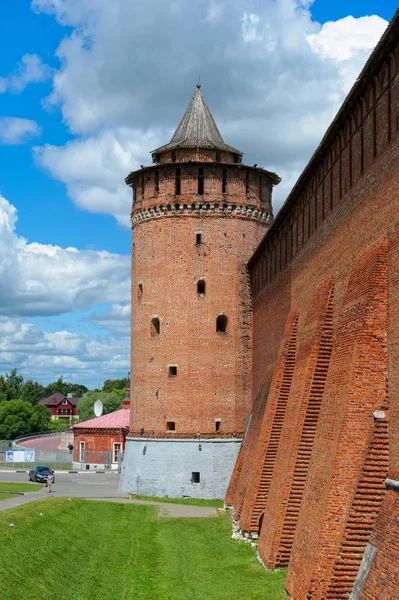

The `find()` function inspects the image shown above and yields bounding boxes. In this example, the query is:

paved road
[0,472,218,518]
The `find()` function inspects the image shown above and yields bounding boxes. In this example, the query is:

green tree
[44,376,68,396]
[103,378,129,393]
[67,383,88,397]
[5,369,24,400]
[20,380,45,404]
[29,404,52,433]
[77,391,122,423]
[0,376,8,402]
[44,377,88,398]
[0,400,52,439]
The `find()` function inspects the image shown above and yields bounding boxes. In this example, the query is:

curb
[0,469,119,475]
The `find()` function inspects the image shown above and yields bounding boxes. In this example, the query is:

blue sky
[0,0,395,387]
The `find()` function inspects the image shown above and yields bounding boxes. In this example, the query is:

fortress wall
[227,14,399,599]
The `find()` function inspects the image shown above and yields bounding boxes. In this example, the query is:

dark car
[28,466,55,483]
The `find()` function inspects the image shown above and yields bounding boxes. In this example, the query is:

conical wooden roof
[152,85,242,156]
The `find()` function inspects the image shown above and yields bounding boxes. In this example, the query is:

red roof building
[39,393,80,421]
[72,390,130,470]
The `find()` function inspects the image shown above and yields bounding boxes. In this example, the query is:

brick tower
[120,86,280,498]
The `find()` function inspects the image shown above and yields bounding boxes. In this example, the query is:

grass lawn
[0,498,287,600]
[0,462,72,470]
[0,482,43,500]
[131,494,224,507]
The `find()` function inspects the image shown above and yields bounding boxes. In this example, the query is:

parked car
[28,466,55,483]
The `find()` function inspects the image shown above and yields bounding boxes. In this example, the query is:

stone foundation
[120,437,241,499]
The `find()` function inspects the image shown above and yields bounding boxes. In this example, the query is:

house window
[198,167,204,195]
[79,441,85,462]
[196,233,202,245]
[112,443,122,463]
[197,280,206,294]
[151,317,160,335]
[191,472,200,483]
[216,315,228,333]
[169,366,177,377]
[175,168,181,195]
[166,421,175,431]
[62,399,67,405]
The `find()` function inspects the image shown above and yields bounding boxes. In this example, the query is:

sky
[0,0,397,389]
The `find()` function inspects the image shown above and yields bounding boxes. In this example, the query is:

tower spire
[151,86,242,157]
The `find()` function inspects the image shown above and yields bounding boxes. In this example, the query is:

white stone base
[72,461,118,471]
[119,437,242,499]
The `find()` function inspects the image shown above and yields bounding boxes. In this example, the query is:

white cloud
[0,117,41,145]
[307,15,388,91]
[34,127,163,226]
[90,303,130,336]
[30,0,388,217]
[0,194,130,317]
[0,54,51,94]
[0,316,129,388]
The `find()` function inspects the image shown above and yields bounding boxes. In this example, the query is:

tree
[44,377,88,398]
[77,391,123,423]
[0,369,24,402]
[44,376,68,396]
[20,380,45,404]
[28,404,52,433]
[0,400,51,440]
[103,378,129,393]
[67,383,88,397]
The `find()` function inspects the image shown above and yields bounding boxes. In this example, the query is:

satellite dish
[94,400,103,417]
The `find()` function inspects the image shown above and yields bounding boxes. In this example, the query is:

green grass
[0,483,43,493]
[0,462,72,470]
[131,494,224,507]
[0,498,287,600]
[0,482,43,500]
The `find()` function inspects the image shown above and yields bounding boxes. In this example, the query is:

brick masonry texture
[129,159,275,439]
[227,12,399,600]
[122,128,279,498]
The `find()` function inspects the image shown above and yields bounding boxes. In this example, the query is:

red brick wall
[73,429,125,463]
[358,488,399,600]
[129,158,276,438]
[227,21,399,600]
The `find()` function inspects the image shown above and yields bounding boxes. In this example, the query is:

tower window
[154,170,159,194]
[197,279,206,294]
[191,472,200,483]
[215,419,221,432]
[222,169,227,194]
[138,283,143,300]
[151,317,160,335]
[175,168,181,196]
[171,151,176,162]
[196,233,202,245]
[198,167,204,195]
[169,365,177,377]
[216,315,228,333]
[246,171,250,195]
[167,421,175,431]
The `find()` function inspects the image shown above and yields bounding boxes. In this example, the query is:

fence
[72,450,116,470]
[0,448,73,471]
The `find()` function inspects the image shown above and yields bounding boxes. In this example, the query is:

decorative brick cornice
[131,202,272,228]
